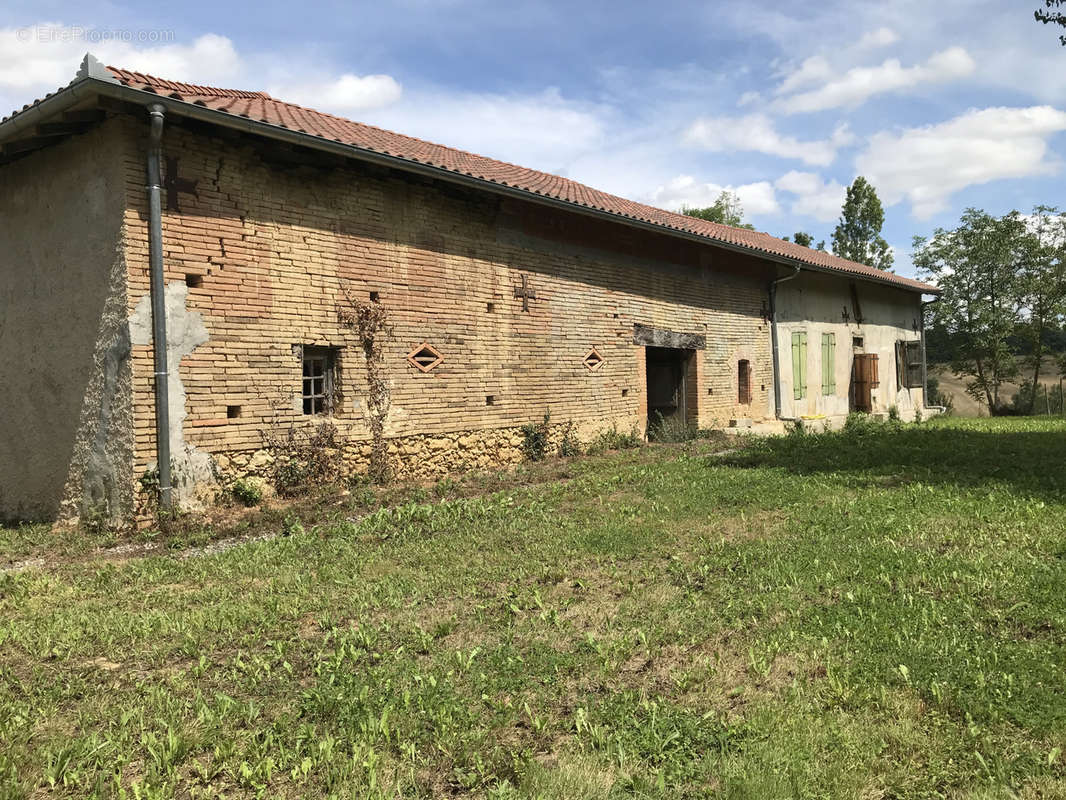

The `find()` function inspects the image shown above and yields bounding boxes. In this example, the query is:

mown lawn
[2,417,1066,798]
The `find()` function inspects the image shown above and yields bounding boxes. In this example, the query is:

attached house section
[775,270,925,422]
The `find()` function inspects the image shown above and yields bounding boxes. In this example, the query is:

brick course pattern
[116,116,774,498]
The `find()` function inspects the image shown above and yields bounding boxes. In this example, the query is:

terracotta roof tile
[5,64,937,294]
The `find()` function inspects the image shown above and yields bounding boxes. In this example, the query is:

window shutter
[821,335,828,395]
[870,353,879,388]
[904,341,923,388]
[895,341,905,390]
[801,333,808,399]
[792,332,807,400]
[822,333,835,395]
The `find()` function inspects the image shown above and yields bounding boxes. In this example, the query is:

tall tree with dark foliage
[1036,0,1066,44]
[832,177,893,271]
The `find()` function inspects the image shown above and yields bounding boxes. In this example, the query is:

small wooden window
[737,359,751,405]
[302,346,337,415]
[407,343,443,372]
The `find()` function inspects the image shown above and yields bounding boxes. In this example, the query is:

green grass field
[2,416,1066,798]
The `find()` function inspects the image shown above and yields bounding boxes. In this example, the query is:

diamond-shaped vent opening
[407,343,443,373]
[583,347,605,371]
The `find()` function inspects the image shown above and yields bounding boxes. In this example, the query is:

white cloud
[648,175,779,217]
[774,170,846,221]
[776,46,976,114]
[856,106,1066,219]
[270,73,402,113]
[856,27,900,49]
[736,90,761,107]
[0,23,401,118]
[774,56,833,96]
[682,113,854,166]
[0,25,243,98]
[364,87,605,171]
[0,22,604,176]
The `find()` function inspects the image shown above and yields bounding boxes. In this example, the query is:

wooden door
[852,353,879,412]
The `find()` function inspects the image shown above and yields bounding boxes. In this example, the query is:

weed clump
[281,512,305,536]
[842,412,882,436]
[231,478,263,507]
[521,413,551,462]
[265,420,344,496]
[646,411,711,443]
[586,424,642,455]
[558,420,581,458]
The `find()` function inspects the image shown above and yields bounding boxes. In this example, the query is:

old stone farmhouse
[0,56,938,524]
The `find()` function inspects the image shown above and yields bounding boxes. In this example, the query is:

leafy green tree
[1015,206,1066,410]
[913,209,1027,411]
[1036,0,1066,44]
[792,231,814,248]
[683,190,756,230]
[832,177,893,270]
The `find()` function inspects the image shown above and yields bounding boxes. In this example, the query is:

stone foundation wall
[213,418,629,495]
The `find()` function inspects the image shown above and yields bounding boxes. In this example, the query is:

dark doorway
[646,347,691,433]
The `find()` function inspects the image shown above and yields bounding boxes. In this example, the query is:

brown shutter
[895,341,904,390]
[904,341,924,388]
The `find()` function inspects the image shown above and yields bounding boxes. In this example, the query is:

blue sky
[4,0,1066,278]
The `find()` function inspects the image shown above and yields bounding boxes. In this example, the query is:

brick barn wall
[118,117,774,497]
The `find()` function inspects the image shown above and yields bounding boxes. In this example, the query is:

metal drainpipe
[920,295,941,411]
[769,264,802,420]
[146,103,172,509]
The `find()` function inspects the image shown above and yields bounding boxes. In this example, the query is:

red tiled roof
[14,65,939,294]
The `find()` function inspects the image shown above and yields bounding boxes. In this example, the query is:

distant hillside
[931,358,1064,416]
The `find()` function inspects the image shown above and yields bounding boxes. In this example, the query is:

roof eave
[1,77,939,296]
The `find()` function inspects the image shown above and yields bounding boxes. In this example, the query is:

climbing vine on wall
[339,286,393,483]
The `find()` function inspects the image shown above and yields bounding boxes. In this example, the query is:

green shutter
[822,333,835,395]
[792,332,807,400]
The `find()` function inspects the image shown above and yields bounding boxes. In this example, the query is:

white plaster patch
[129,282,217,509]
